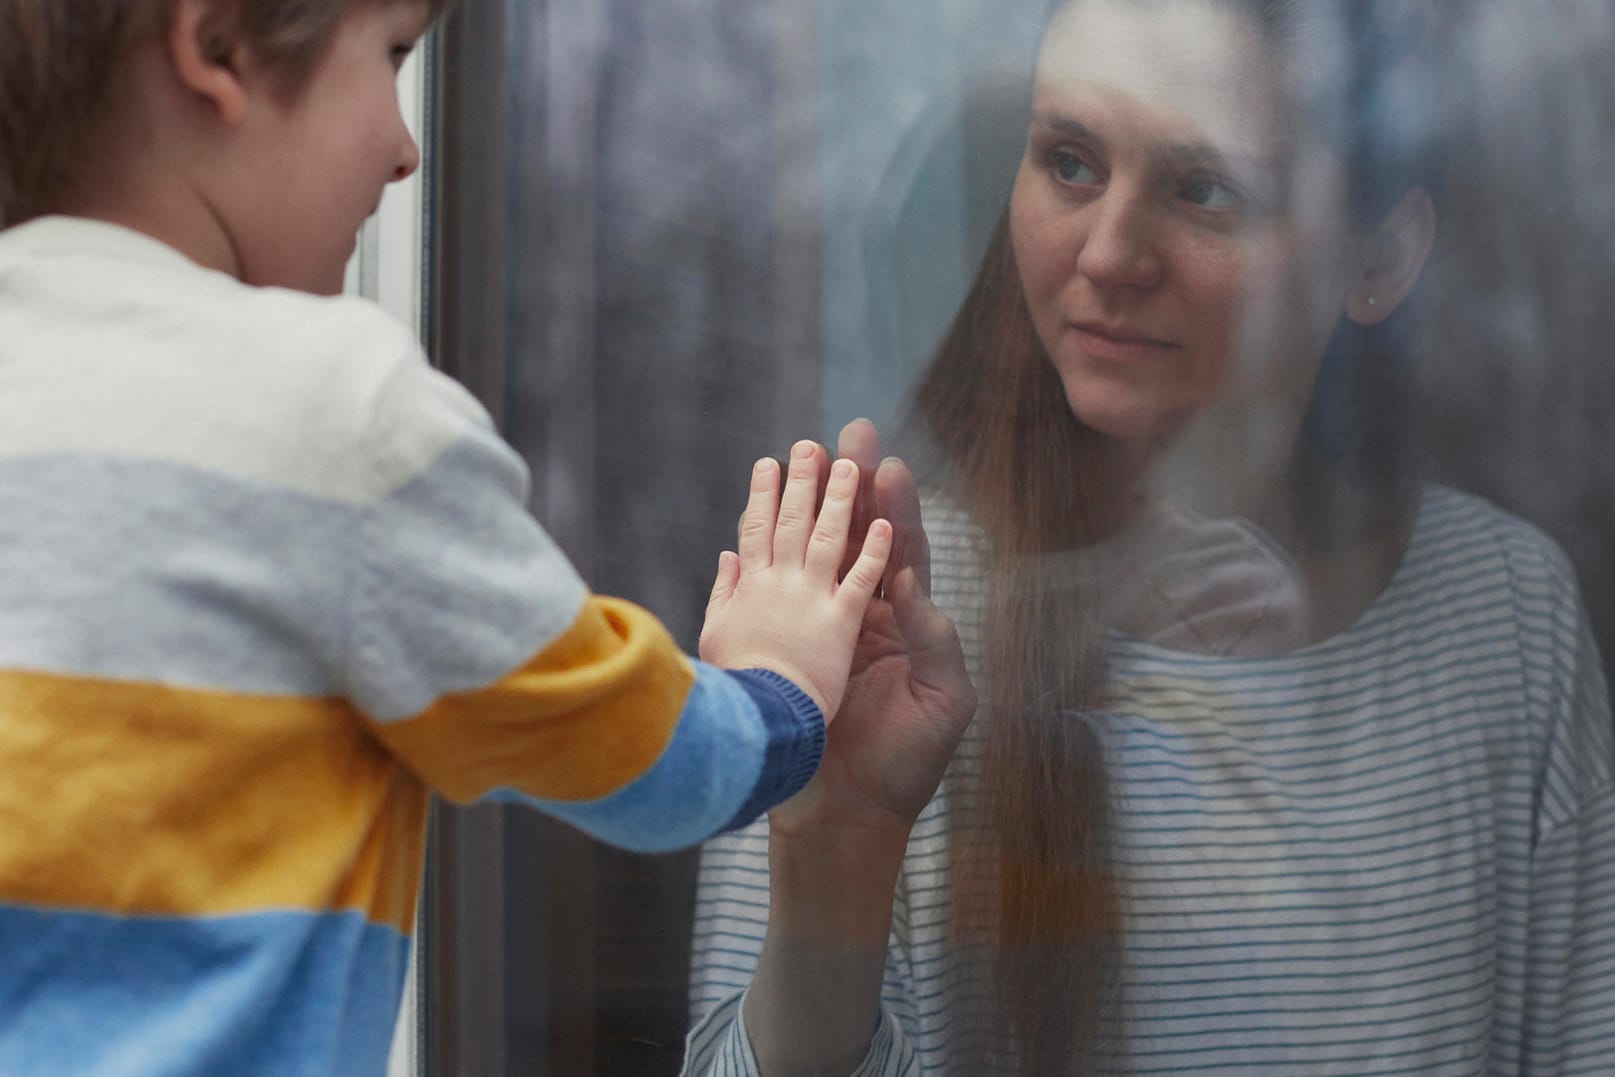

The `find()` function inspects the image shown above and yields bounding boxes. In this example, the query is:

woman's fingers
[836,419,882,516]
[875,455,930,595]
[836,419,882,579]
[890,566,975,722]
[737,457,780,572]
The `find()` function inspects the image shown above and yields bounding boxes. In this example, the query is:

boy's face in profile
[230,0,428,294]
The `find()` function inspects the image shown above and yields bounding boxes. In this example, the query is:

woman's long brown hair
[909,214,1126,1075]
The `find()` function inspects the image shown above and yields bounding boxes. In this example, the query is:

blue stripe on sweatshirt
[0,904,407,1077]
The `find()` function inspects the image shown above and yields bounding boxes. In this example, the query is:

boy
[0,0,893,1072]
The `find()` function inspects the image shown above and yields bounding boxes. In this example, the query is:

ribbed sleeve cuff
[719,669,826,831]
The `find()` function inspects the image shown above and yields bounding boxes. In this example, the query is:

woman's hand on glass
[766,420,977,841]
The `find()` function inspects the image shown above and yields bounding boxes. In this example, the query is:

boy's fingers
[737,458,780,571]
[773,440,821,567]
[806,457,860,584]
[705,550,741,618]
[837,518,893,612]
[807,441,832,513]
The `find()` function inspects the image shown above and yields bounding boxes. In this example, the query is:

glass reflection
[426,0,1615,1072]
[686,2,1615,1075]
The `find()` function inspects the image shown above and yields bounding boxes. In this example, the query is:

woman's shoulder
[1414,484,1581,601]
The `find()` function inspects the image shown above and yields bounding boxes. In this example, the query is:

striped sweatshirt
[686,487,1615,1074]
[0,216,823,1076]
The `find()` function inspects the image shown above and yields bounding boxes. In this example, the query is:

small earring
[1366,296,1377,307]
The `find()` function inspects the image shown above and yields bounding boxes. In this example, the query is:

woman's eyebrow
[1157,139,1285,177]
[1030,112,1106,146]
[1032,111,1281,175]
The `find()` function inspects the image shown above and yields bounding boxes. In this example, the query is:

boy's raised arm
[348,365,890,851]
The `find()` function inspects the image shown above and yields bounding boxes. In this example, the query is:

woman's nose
[1076,189,1163,290]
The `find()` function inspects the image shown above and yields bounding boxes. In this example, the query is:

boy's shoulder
[0,214,417,375]
[0,217,488,503]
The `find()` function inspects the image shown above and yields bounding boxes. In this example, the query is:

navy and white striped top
[686,486,1615,1074]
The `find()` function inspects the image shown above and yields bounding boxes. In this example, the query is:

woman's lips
[1071,322,1179,363]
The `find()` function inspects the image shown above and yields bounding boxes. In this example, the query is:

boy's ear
[1344,188,1437,326]
[168,0,250,125]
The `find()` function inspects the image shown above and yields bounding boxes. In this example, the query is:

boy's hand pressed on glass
[700,440,892,721]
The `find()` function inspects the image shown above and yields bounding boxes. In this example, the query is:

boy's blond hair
[0,0,446,228]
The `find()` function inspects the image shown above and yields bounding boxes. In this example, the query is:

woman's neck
[1106,432,1417,654]
[1256,468,1418,645]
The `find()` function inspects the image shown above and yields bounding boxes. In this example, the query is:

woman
[685,1,1615,1073]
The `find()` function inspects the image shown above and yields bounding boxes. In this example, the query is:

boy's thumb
[705,550,741,617]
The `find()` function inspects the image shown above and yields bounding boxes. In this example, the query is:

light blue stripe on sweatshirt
[345,421,588,722]
[0,439,584,715]
[492,662,823,852]
[0,904,407,1077]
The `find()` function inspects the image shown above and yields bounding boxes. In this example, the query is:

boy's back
[0,215,463,1071]
[0,211,759,1072]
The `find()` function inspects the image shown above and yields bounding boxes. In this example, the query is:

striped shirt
[0,216,823,1076]
[686,486,1615,1074]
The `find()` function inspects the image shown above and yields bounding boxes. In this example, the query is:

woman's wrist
[766,777,923,847]
[744,822,908,1076]
[765,820,909,945]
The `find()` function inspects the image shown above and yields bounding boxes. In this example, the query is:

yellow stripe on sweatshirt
[0,670,425,934]
[368,596,694,803]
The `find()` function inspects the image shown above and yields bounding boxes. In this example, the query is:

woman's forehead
[1035,0,1286,160]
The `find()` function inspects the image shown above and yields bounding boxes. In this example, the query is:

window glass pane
[427,3,1615,1074]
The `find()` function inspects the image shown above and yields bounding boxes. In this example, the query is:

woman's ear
[167,0,250,125]
[1344,188,1437,326]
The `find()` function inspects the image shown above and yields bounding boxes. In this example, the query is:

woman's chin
[1066,393,1190,447]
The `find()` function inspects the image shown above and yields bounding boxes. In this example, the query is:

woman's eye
[1180,174,1241,210]
[1047,149,1100,187]
[391,45,415,69]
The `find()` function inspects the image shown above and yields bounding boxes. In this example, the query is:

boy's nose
[395,132,421,182]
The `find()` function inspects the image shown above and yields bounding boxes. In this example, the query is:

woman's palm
[772,571,975,835]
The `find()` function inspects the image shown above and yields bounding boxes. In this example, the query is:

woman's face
[1011,0,1356,449]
